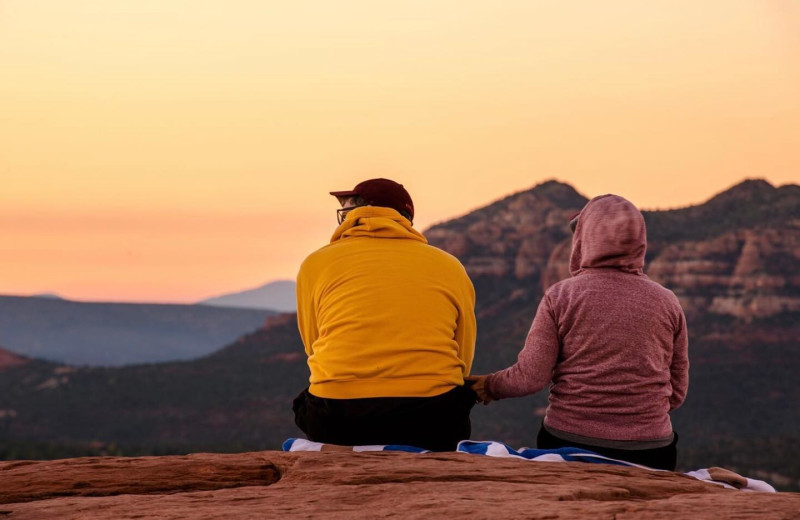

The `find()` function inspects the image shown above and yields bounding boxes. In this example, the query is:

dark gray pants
[293,385,477,451]
[537,422,679,470]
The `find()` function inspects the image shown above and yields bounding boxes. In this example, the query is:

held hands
[464,375,493,405]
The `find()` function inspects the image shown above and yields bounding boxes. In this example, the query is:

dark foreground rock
[2,451,799,519]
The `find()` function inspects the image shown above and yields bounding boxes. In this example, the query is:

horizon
[3,176,794,305]
[2,1,799,302]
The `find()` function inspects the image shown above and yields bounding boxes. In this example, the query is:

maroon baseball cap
[330,178,414,222]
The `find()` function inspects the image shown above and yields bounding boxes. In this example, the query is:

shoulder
[417,244,474,292]
[299,245,326,266]
[298,243,338,275]
[408,241,466,271]
[539,279,575,312]
[544,275,580,299]
[641,275,678,298]
[424,242,466,263]
[640,275,684,311]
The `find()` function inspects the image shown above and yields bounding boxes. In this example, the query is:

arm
[295,264,318,357]
[484,295,560,400]
[454,275,477,376]
[668,307,689,410]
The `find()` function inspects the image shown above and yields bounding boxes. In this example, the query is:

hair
[349,195,368,207]
[342,195,412,222]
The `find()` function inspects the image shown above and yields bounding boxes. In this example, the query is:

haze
[1,1,798,302]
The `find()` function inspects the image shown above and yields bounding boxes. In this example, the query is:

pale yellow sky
[1,1,798,302]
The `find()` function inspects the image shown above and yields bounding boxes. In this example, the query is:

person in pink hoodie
[468,194,689,470]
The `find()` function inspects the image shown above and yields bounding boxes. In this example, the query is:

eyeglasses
[337,207,354,225]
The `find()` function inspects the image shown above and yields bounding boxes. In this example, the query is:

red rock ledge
[1,451,798,519]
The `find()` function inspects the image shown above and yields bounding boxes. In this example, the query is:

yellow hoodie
[296,206,476,399]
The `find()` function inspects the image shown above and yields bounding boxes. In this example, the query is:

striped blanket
[282,438,776,493]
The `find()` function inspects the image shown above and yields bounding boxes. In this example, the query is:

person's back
[294,178,477,451]
[476,194,688,469]
[297,206,475,399]
[544,268,687,441]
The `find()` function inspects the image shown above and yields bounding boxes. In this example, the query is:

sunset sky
[2,1,798,303]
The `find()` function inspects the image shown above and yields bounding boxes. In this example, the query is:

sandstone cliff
[426,179,800,321]
[2,451,799,519]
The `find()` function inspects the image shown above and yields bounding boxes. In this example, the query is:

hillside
[0,346,30,372]
[0,179,798,490]
[0,296,274,366]
[0,315,305,459]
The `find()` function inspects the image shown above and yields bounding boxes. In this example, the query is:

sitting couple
[293,178,688,471]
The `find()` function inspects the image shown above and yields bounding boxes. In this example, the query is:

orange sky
[1,1,799,303]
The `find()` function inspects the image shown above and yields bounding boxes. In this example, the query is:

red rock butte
[2,450,799,519]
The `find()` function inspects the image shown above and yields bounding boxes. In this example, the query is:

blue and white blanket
[282,438,776,493]
[283,438,429,454]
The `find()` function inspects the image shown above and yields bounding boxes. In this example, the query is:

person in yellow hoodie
[294,178,478,451]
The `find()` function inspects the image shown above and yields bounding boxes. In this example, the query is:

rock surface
[647,226,800,319]
[2,451,799,519]
[427,180,800,320]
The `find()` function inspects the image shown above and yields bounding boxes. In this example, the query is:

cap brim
[329,190,359,197]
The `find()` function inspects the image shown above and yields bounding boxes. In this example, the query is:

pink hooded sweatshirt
[485,194,689,441]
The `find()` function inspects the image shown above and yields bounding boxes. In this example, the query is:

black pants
[537,423,679,471]
[293,385,477,452]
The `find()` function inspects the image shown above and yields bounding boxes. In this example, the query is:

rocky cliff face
[426,180,587,317]
[647,226,800,319]
[2,450,799,519]
[426,179,800,321]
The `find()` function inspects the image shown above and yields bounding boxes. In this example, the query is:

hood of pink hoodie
[569,194,646,276]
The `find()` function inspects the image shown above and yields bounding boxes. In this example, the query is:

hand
[464,374,493,405]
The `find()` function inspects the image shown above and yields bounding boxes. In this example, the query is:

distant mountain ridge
[30,293,65,300]
[199,280,296,312]
[0,296,274,366]
[1,178,798,489]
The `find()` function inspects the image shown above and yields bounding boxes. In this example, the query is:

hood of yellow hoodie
[330,206,428,244]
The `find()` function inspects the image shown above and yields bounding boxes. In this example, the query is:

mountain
[0,315,305,458]
[426,178,800,320]
[31,293,65,300]
[1,179,798,490]
[199,280,297,312]
[0,296,274,366]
